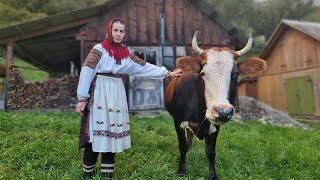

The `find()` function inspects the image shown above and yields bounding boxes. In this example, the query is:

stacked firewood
[7,68,79,110]
[0,63,5,77]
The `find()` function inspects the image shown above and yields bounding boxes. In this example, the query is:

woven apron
[89,74,131,152]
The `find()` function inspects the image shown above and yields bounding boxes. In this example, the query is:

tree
[0,2,45,27]
[204,0,317,56]
[0,0,106,27]
[302,6,320,22]
[251,0,316,38]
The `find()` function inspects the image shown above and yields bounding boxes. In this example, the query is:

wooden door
[285,76,316,115]
[128,47,164,110]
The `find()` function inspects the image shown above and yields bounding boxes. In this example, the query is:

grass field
[0,57,49,83]
[0,111,319,180]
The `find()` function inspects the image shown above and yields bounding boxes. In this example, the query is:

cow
[165,31,266,180]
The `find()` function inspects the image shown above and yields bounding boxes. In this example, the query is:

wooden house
[257,19,320,117]
[238,77,258,99]
[0,0,242,111]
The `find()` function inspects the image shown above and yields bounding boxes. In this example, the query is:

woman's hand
[76,101,87,116]
[169,68,183,77]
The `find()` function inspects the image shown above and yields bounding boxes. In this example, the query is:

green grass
[0,111,319,179]
[0,57,49,83]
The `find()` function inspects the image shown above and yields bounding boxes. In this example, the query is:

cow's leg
[205,125,220,180]
[174,121,188,176]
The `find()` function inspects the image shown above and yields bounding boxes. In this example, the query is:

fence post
[4,42,13,110]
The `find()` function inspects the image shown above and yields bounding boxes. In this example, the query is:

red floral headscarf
[101,18,131,62]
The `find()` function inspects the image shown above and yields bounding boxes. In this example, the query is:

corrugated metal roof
[283,19,320,41]
[190,0,235,33]
[0,2,109,41]
[260,19,320,59]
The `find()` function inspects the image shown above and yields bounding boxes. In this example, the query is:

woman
[76,18,181,179]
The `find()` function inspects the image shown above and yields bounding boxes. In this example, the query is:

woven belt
[96,72,123,78]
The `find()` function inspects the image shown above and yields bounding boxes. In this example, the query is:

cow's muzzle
[214,106,234,122]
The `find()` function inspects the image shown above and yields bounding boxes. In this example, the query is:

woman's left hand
[170,68,183,77]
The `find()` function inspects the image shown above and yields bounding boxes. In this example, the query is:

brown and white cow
[165,31,266,180]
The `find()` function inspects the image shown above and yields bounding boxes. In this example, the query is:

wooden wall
[262,29,320,75]
[238,80,257,99]
[81,0,231,48]
[257,29,320,116]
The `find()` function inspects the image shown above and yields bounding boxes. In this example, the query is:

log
[7,68,79,110]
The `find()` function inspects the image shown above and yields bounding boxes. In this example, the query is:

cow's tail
[165,77,179,105]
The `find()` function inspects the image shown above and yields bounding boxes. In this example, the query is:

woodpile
[0,63,5,77]
[232,96,309,129]
[7,68,79,110]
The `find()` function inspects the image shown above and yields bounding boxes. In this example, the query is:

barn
[0,0,243,111]
[254,19,320,117]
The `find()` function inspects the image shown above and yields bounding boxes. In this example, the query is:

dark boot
[101,152,115,179]
[101,172,113,179]
[82,163,96,180]
[101,163,114,180]
[83,172,94,180]
[82,144,99,180]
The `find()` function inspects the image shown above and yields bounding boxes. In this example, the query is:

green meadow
[0,111,319,179]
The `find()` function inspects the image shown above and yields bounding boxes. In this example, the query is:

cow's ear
[176,56,201,74]
[238,57,267,77]
[198,52,207,65]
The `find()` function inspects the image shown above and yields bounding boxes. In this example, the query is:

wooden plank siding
[257,28,320,116]
[257,67,320,116]
[81,0,231,48]
[261,29,320,76]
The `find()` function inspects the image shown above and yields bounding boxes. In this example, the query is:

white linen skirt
[89,75,131,152]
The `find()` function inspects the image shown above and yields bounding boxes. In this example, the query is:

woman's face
[111,21,125,43]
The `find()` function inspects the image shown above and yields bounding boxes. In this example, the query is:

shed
[257,19,320,117]
[0,0,242,111]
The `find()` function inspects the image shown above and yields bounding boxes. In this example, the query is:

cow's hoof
[208,172,219,180]
[176,164,187,176]
[176,170,186,176]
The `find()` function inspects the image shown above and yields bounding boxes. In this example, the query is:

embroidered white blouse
[77,43,169,101]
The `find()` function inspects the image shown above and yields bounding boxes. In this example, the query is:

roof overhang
[260,19,320,59]
[0,1,122,72]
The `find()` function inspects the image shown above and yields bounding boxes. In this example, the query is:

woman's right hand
[76,101,87,116]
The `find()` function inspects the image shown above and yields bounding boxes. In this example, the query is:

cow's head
[192,31,266,124]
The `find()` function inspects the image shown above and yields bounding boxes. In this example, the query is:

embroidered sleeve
[77,66,95,101]
[127,57,169,78]
[129,54,146,66]
[82,49,103,69]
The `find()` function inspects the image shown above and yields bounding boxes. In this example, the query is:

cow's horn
[236,32,253,56]
[192,31,204,54]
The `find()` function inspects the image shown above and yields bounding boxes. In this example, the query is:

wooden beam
[80,39,85,64]
[12,65,43,71]
[13,44,49,71]
[4,42,13,110]
[2,17,94,43]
